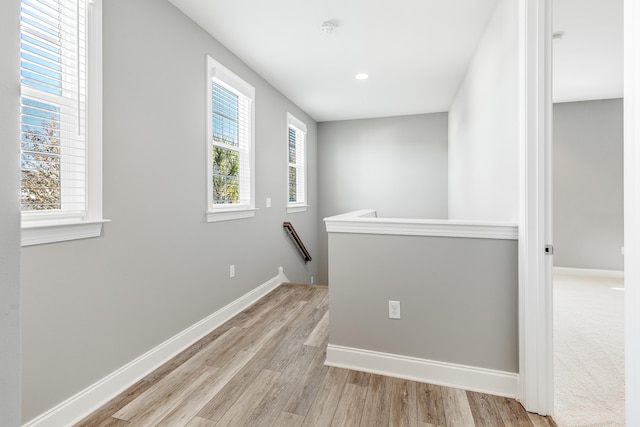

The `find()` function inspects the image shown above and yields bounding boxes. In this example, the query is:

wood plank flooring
[75,284,556,427]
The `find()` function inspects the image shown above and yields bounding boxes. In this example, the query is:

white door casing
[518,0,554,416]
[624,0,640,424]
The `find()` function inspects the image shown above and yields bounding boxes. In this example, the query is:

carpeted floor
[553,272,625,427]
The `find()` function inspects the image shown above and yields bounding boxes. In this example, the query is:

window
[206,55,256,222]
[19,0,106,246]
[287,113,307,213]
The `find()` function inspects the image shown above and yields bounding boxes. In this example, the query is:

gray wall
[317,113,449,284]
[553,99,624,271]
[328,233,518,373]
[20,0,318,421]
[0,0,21,425]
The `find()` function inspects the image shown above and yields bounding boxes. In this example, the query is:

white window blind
[206,55,255,222]
[20,0,87,215]
[287,113,307,208]
[211,81,250,205]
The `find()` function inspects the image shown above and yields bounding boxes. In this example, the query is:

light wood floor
[76,284,556,427]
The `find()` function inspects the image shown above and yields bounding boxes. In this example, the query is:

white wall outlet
[621,246,625,255]
[229,264,235,278]
[311,275,314,284]
[266,197,271,208]
[389,300,401,319]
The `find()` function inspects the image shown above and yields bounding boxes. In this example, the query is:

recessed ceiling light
[355,73,369,80]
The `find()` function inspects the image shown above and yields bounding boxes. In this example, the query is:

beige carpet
[553,272,625,427]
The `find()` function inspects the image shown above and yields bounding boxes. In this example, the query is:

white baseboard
[23,267,289,427]
[553,266,624,279]
[325,344,518,398]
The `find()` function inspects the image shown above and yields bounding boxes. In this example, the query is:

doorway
[551,1,624,425]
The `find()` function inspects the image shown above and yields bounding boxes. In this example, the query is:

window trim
[286,113,308,214]
[205,55,256,223]
[20,0,108,246]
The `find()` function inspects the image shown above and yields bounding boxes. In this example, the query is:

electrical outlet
[389,301,401,319]
[266,197,271,208]
[230,264,235,278]
[311,275,314,284]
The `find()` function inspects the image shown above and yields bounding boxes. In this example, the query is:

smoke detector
[320,21,337,34]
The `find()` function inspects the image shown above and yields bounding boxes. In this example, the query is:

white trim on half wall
[324,209,518,240]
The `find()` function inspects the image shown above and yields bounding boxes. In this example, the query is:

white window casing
[287,112,308,213]
[206,55,256,222]
[20,0,108,246]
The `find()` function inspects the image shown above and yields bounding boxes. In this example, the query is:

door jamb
[518,0,554,415]
[624,0,640,423]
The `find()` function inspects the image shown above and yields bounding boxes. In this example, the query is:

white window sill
[206,207,258,223]
[287,204,309,214]
[21,219,111,247]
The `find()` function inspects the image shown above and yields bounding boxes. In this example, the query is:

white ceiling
[168,0,623,122]
[553,0,623,103]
